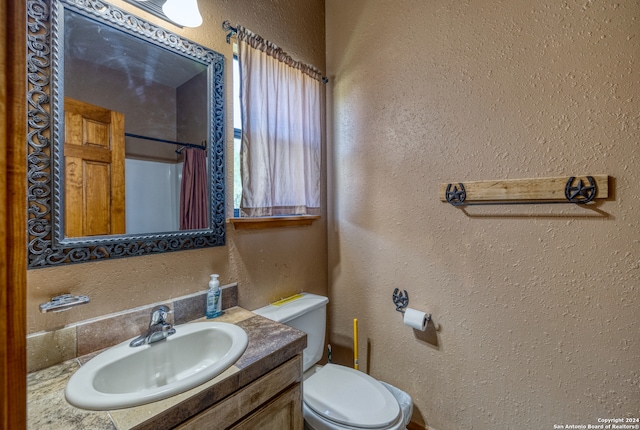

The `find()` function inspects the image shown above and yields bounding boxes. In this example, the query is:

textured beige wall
[27,0,327,333]
[66,58,179,161]
[326,1,639,429]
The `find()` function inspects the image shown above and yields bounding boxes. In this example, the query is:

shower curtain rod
[222,20,329,84]
[124,133,206,152]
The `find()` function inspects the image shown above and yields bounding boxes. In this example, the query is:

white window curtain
[237,26,322,217]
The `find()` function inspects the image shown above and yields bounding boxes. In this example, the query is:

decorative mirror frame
[27,0,226,268]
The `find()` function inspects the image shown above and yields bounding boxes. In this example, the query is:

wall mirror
[27,0,226,268]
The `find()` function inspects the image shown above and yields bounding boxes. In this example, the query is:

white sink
[65,321,249,410]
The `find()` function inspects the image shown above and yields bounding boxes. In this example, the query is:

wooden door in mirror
[64,97,126,237]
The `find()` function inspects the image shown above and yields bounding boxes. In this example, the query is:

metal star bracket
[392,288,409,313]
[445,183,467,205]
[564,176,597,204]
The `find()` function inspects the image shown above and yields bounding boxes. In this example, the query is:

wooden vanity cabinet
[230,384,302,430]
[176,355,303,430]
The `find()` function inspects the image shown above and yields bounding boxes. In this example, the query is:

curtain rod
[124,133,206,153]
[222,20,328,84]
[222,21,237,44]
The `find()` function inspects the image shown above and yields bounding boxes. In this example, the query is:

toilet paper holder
[392,288,431,319]
[393,288,438,330]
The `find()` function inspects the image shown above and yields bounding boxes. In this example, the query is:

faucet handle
[150,305,172,325]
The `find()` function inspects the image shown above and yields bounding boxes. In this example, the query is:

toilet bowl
[253,293,411,430]
[303,364,404,430]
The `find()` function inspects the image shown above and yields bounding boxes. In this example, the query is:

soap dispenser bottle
[206,274,222,318]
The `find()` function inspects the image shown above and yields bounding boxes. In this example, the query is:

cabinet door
[230,384,303,430]
[175,355,302,430]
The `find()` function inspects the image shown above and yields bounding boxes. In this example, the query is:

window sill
[227,215,320,230]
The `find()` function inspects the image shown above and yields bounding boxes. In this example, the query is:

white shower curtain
[237,26,322,217]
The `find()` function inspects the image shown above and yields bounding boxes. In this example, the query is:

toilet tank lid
[252,293,328,323]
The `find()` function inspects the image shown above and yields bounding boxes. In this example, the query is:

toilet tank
[253,293,328,372]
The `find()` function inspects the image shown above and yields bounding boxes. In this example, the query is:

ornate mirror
[27,0,226,268]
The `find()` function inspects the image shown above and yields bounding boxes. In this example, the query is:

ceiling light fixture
[162,0,203,28]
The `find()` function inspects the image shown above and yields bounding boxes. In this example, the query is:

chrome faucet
[130,305,176,347]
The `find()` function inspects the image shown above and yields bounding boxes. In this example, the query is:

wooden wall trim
[0,0,27,428]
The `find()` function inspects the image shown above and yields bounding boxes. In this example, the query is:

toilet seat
[303,403,405,430]
[303,364,401,429]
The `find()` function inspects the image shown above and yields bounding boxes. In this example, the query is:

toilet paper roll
[403,308,428,331]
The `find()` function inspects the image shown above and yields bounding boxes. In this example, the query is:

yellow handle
[353,318,359,370]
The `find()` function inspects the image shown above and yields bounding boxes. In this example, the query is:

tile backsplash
[27,283,239,373]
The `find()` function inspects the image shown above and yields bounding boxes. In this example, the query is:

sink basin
[65,321,248,410]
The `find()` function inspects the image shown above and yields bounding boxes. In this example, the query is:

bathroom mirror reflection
[63,10,209,237]
[26,0,226,268]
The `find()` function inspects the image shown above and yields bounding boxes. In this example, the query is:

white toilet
[253,293,412,430]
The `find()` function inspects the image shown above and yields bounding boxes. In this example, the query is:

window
[232,31,322,219]
[232,55,242,217]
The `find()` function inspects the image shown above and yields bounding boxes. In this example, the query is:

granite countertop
[27,308,306,430]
